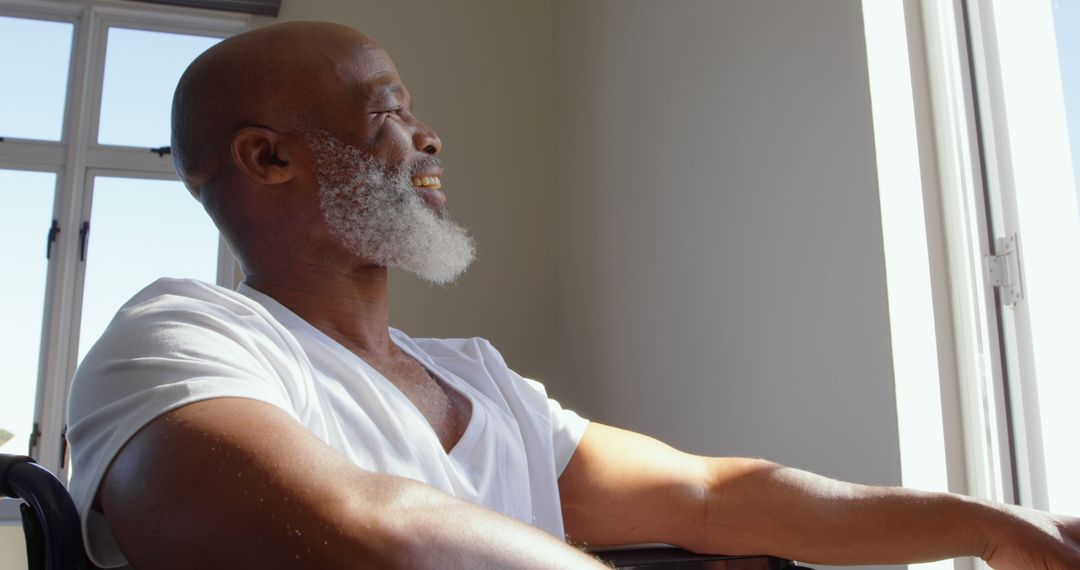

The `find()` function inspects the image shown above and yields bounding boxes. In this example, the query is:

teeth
[411,175,442,189]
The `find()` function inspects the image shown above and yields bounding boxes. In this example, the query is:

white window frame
[961,0,1080,512]
[859,1,1077,566]
[919,0,1080,524]
[918,0,1018,516]
[0,0,251,520]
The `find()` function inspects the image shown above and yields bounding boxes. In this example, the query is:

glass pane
[97,27,221,148]
[0,170,56,454]
[0,16,74,141]
[78,177,219,363]
[1045,0,1080,515]
[1054,0,1080,219]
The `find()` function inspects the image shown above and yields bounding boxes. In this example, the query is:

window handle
[150,146,171,157]
[46,219,60,259]
[79,221,90,262]
[60,425,68,469]
[28,422,40,456]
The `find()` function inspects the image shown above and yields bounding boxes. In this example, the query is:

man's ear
[230,127,297,185]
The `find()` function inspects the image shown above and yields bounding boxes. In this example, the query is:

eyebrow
[367,81,411,109]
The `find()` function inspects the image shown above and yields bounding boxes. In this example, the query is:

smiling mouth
[411,175,442,189]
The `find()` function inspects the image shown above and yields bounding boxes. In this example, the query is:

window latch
[46,219,60,259]
[60,425,69,469]
[78,221,90,262]
[985,233,1024,306]
[150,146,171,157]
[28,422,40,456]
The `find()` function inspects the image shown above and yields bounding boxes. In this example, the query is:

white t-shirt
[67,278,589,568]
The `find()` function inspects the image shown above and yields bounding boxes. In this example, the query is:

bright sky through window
[0,17,223,455]
[1054,0,1080,217]
[99,27,220,148]
[1045,0,1080,516]
[78,177,219,365]
[0,16,73,141]
[0,170,55,455]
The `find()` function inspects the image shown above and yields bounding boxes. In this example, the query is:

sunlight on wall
[862,0,951,567]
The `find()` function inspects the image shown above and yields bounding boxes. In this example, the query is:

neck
[242,260,396,358]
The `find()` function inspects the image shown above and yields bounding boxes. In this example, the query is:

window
[1045,0,1080,516]
[97,27,220,147]
[920,0,1080,530]
[0,170,57,457]
[0,0,249,505]
[1053,0,1080,219]
[0,15,74,141]
[860,5,1079,569]
[962,0,1080,516]
[77,175,220,364]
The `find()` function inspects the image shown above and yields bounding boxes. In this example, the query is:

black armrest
[589,544,810,569]
[1,453,94,570]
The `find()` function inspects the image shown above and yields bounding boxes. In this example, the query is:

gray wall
[280,0,907,529]
[550,0,902,486]
[548,3,903,567]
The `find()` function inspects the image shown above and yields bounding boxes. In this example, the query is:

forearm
[699,458,993,564]
[560,424,1080,567]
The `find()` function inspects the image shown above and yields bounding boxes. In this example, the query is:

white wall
[0,523,26,570]
[549,4,905,568]
[549,0,904,556]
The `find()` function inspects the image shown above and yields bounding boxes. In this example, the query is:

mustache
[407,155,443,177]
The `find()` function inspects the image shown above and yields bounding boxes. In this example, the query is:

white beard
[307,130,476,285]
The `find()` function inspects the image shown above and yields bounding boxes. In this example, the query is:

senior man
[67,21,1079,569]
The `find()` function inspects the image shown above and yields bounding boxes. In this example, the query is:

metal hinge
[985,234,1024,306]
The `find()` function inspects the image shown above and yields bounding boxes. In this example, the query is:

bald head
[170,21,386,198]
[168,21,456,282]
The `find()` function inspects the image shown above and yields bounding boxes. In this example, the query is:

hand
[983,504,1080,570]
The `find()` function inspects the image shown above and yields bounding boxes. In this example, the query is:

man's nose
[414,121,441,155]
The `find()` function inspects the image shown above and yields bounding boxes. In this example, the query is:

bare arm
[99,398,605,569]
[559,422,1080,567]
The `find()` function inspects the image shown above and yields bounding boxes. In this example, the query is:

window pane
[1054,1,1080,219]
[78,177,219,363]
[97,27,221,148]
[0,170,56,454]
[1045,0,1080,515]
[0,16,73,141]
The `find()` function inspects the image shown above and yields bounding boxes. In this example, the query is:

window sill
[0,498,22,522]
